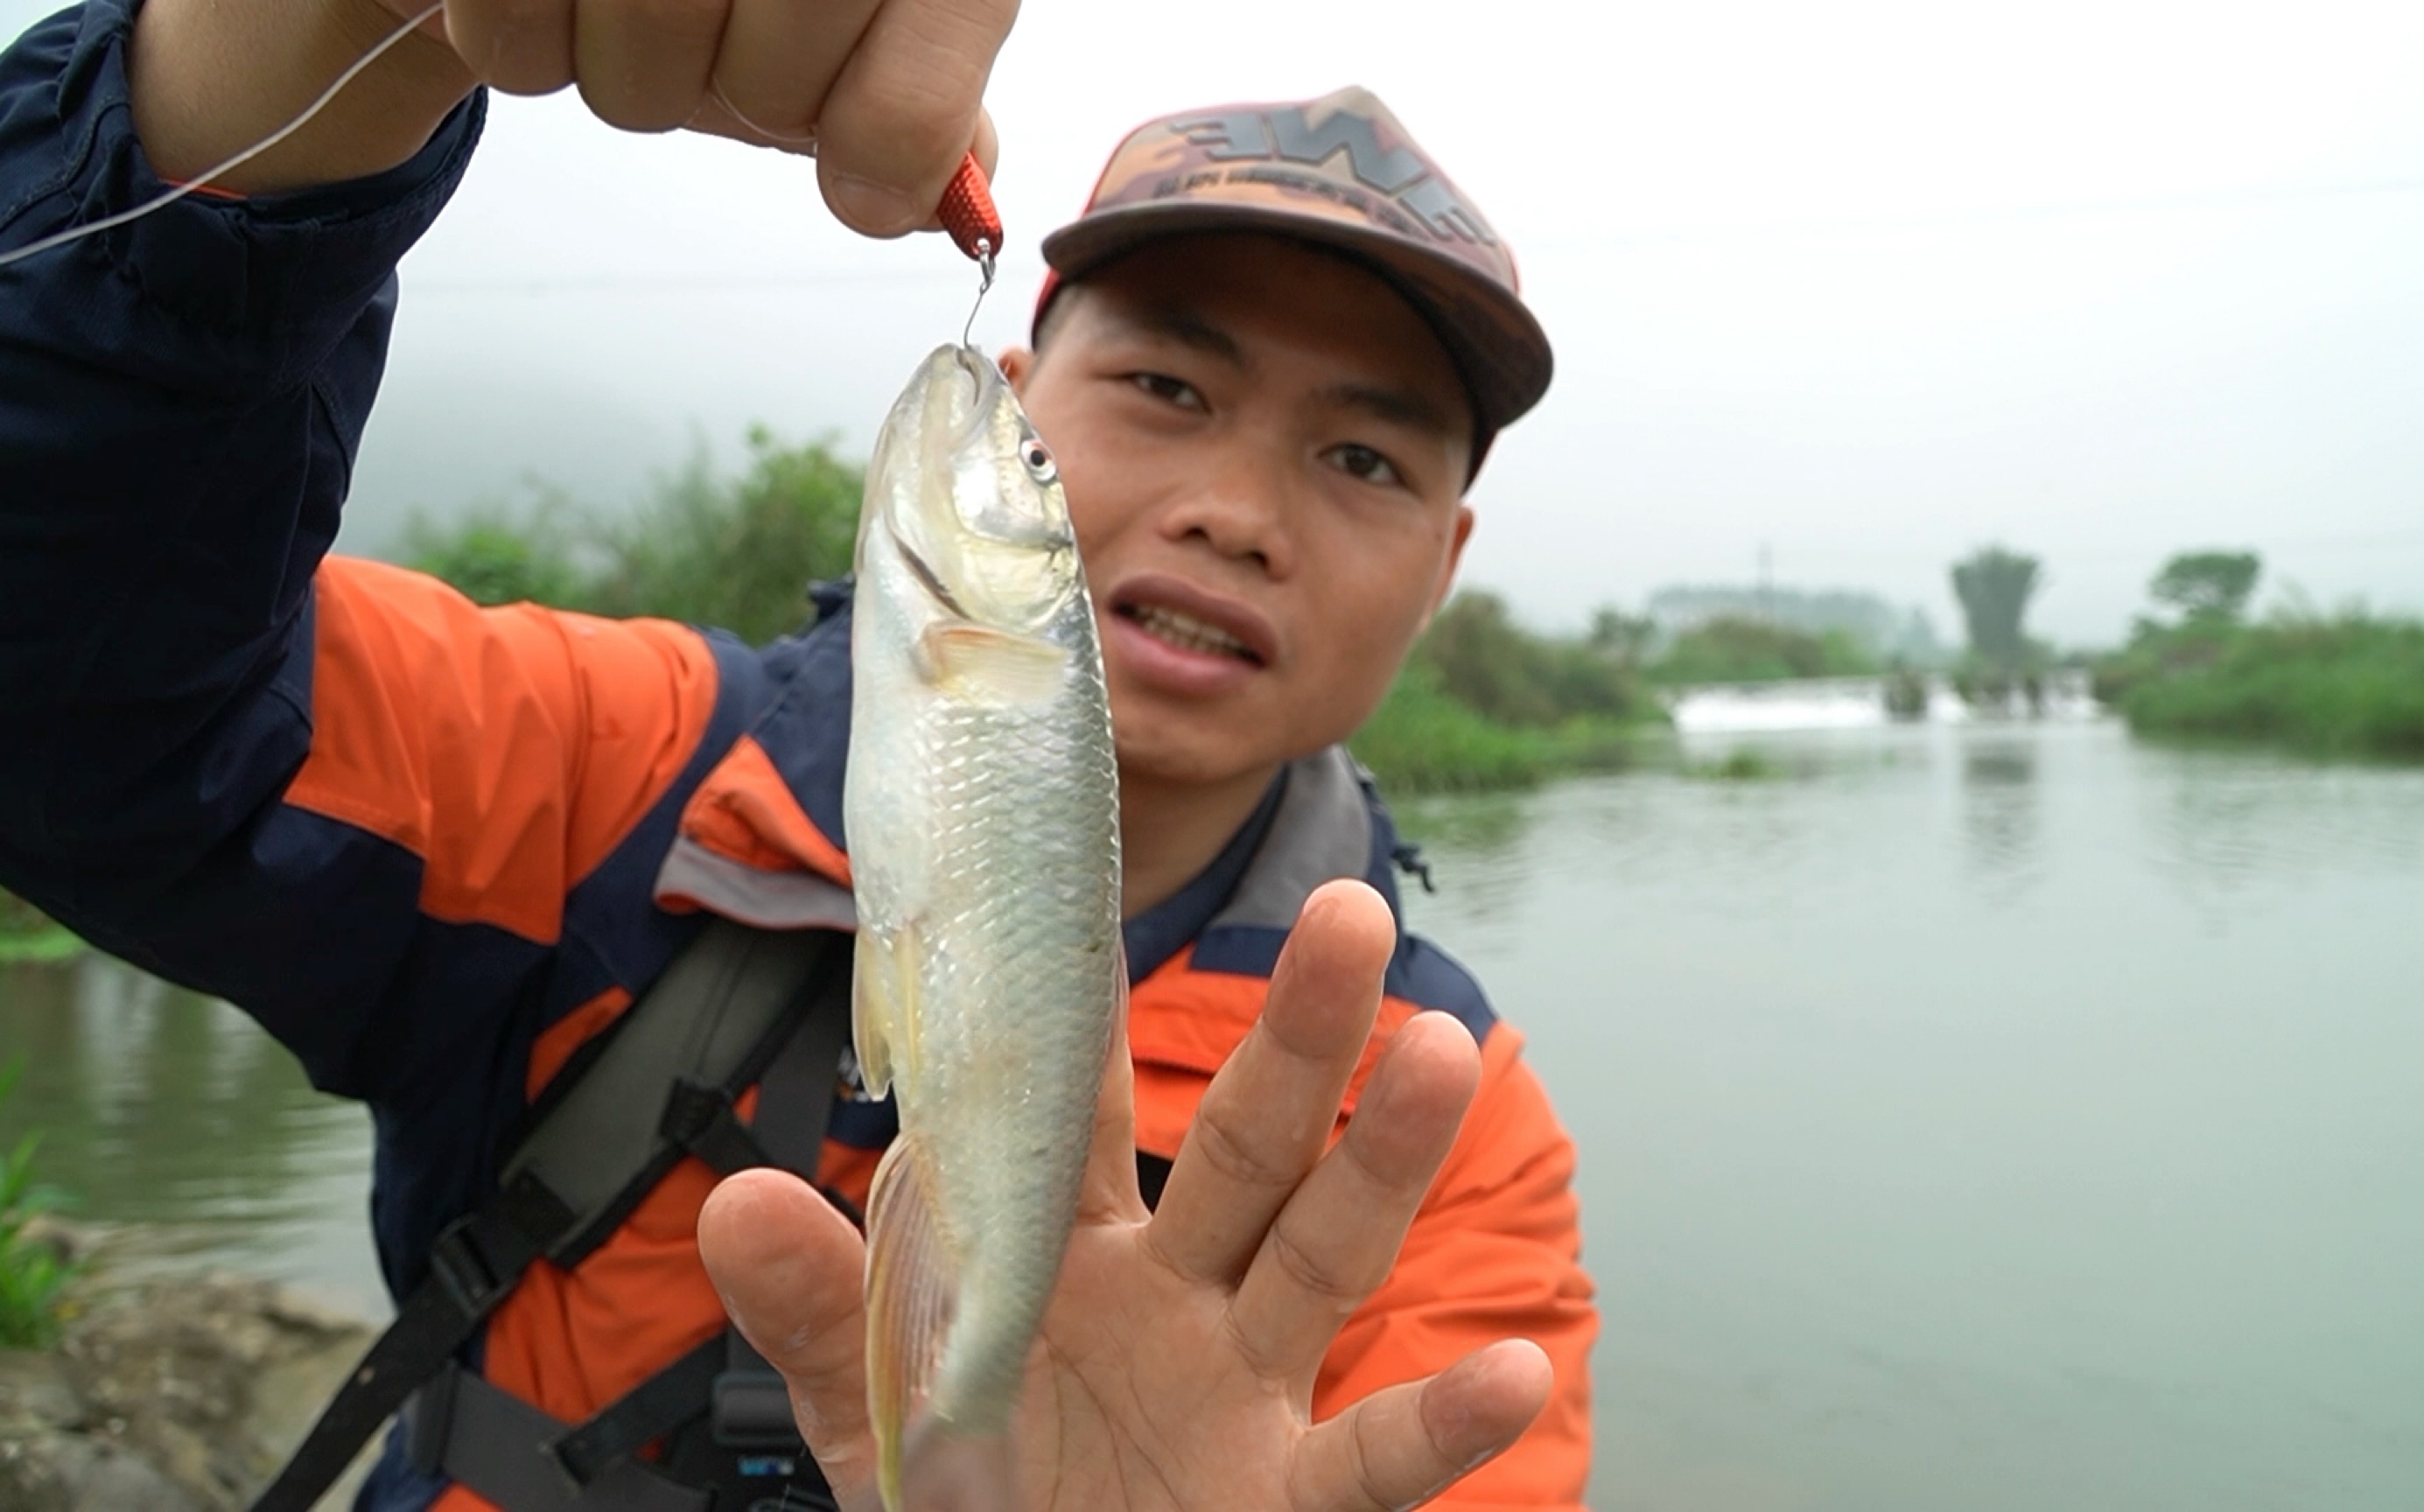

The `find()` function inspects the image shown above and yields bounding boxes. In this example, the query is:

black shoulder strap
[250,920,850,1512]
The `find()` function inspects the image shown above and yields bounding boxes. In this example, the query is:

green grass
[402,426,862,644]
[1685,747,1785,781]
[1349,592,1665,794]
[1350,662,1648,794]
[0,890,80,964]
[2095,612,2424,760]
[1646,616,1877,686]
[0,1060,81,1348]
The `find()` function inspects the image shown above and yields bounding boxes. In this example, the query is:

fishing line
[0,2,444,272]
[706,77,819,148]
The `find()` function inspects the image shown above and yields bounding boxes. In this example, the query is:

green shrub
[1410,592,1651,727]
[2097,612,2424,760]
[0,889,80,965]
[583,428,862,646]
[1350,662,1556,794]
[1686,747,1784,781]
[401,505,587,611]
[1647,616,1876,685]
[403,428,863,645]
[0,1060,80,1348]
[1346,592,1664,794]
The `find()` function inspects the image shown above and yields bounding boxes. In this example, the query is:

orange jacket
[307,559,1597,1510]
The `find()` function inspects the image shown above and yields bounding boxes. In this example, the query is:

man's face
[1002,234,1476,792]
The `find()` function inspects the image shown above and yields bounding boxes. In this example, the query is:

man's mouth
[1119,603,1263,664]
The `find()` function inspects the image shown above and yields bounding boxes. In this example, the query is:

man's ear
[1000,346,1036,394]
[1416,506,1476,634]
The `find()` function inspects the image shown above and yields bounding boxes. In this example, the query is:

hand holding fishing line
[700,881,1554,1512]
[0,0,1009,273]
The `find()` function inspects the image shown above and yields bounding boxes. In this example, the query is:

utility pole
[1757,542,1773,625]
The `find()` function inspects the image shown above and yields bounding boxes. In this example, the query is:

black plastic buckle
[659,1079,727,1146]
[425,1215,510,1320]
[711,1369,804,1452]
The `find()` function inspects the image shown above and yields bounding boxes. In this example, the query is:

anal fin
[865,1134,960,1512]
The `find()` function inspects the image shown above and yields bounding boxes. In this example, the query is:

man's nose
[1159,447,1298,578]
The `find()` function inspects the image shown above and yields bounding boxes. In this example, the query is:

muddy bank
[0,1228,381,1512]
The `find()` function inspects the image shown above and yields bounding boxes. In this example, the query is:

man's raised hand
[698,879,1553,1511]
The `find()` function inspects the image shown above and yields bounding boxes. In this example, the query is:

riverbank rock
[0,1268,380,1511]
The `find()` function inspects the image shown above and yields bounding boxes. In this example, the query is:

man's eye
[1129,372,1205,410]
[1328,444,1405,488]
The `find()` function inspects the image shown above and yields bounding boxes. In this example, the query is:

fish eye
[1020,438,1058,484]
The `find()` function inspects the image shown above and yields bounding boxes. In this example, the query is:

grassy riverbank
[2093,612,2424,760]
[1349,593,1664,794]
[1644,615,1877,686]
[1349,663,1647,794]
[0,892,78,965]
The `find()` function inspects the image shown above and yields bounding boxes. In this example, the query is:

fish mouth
[949,345,1004,455]
[1108,576,1276,667]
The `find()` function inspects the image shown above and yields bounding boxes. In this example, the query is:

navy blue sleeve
[0,0,481,956]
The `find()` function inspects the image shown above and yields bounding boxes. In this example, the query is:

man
[0,0,1595,1505]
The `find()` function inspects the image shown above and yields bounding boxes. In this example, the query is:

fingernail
[829,173,917,234]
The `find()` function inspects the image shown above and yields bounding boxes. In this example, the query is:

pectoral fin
[918,623,1068,704]
[851,924,921,1102]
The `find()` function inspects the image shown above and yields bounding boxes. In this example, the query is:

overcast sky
[10,0,2423,646]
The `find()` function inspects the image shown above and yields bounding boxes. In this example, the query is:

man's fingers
[1077,963,1148,1222]
[571,0,727,131]
[814,0,1018,234]
[708,0,881,144]
[1147,880,1394,1285]
[696,1168,880,1508]
[444,0,577,94]
[1229,1011,1480,1382]
[1289,1340,1554,1512]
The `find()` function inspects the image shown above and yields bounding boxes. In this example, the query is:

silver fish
[844,344,1124,1511]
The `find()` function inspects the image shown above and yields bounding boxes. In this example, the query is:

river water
[4,692,2421,1508]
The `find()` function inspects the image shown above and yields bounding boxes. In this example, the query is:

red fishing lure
[936,153,1004,266]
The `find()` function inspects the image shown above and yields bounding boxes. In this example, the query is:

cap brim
[1040,200,1553,434]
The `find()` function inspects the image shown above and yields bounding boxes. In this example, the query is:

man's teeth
[1133,604,1249,658]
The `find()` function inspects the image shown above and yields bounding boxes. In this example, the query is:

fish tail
[865,1133,959,1512]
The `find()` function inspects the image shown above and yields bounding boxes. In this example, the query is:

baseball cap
[1034,87,1554,465]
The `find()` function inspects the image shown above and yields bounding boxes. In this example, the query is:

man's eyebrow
[1321,382,1458,439]
[1110,305,1247,368]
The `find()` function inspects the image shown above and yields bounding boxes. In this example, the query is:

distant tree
[403,505,586,609]
[1647,615,1874,686]
[405,428,865,647]
[1586,606,1658,668]
[1645,584,1937,663]
[1951,546,2042,675]
[589,427,862,645]
[2148,550,2260,625]
[1418,592,1560,725]
[1412,592,1647,726]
